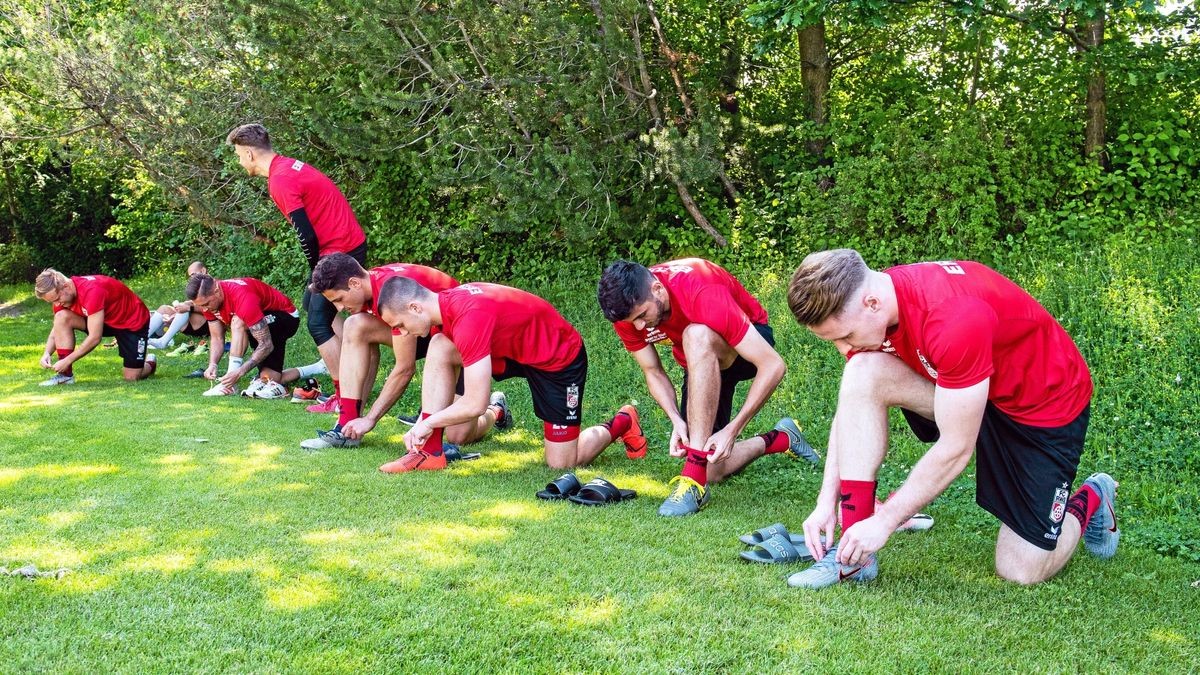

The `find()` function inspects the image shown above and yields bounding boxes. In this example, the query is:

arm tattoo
[242,318,274,372]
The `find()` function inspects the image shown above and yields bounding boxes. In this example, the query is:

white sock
[148,311,166,338]
[229,357,244,371]
[296,360,327,378]
[150,311,191,349]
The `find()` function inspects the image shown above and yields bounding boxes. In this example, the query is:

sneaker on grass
[379,450,446,473]
[240,377,267,398]
[775,418,821,465]
[202,382,234,397]
[307,396,341,414]
[490,391,513,430]
[168,343,192,356]
[658,476,709,517]
[290,378,325,404]
[787,546,878,589]
[618,404,647,459]
[1082,472,1119,559]
[300,429,360,449]
[396,413,418,426]
[39,374,75,387]
[254,380,289,399]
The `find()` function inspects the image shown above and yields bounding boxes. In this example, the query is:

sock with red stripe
[418,412,444,456]
[333,380,341,400]
[1066,483,1101,528]
[56,349,72,377]
[333,398,362,432]
[758,429,791,454]
[600,410,632,441]
[680,445,709,486]
[839,479,877,532]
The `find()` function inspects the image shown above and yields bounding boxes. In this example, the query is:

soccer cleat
[169,343,192,356]
[776,418,821,465]
[193,341,208,357]
[39,374,75,387]
[658,476,709,517]
[379,450,447,473]
[202,382,234,396]
[895,512,935,532]
[786,546,879,589]
[490,391,513,430]
[1082,472,1119,559]
[299,429,360,449]
[240,377,267,398]
[618,404,647,459]
[290,377,325,404]
[307,396,341,414]
[183,368,206,379]
[144,354,157,377]
[254,379,289,399]
[396,413,418,426]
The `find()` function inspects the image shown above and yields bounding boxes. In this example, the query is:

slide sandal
[537,473,582,500]
[738,533,816,564]
[739,522,805,547]
[567,478,636,506]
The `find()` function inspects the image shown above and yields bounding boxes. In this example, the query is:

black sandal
[536,473,582,500]
[567,478,637,506]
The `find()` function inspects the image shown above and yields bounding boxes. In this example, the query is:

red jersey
[439,283,582,374]
[267,154,366,256]
[872,261,1092,427]
[55,275,149,332]
[613,258,768,368]
[366,263,458,336]
[205,278,296,327]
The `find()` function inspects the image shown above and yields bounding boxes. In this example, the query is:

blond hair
[787,249,869,326]
[34,268,68,299]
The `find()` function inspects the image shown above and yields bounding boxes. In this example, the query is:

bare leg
[708,436,767,483]
[543,424,619,470]
[444,397,498,445]
[420,334,461,414]
[680,324,738,452]
[995,518,1083,585]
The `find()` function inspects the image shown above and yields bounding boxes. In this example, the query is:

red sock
[1066,484,1101,528]
[56,349,72,377]
[758,430,791,454]
[601,410,632,440]
[680,445,709,486]
[418,412,444,456]
[335,398,361,429]
[333,380,341,400]
[840,479,877,532]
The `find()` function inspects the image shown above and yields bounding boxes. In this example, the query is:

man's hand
[40,353,54,369]
[52,358,73,374]
[803,497,837,561]
[704,425,738,464]
[340,417,376,440]
[204,363,219,380]
[219,368,244,388]
[668,419,690,457]
[404,418,433,452]
[837,514,893,566]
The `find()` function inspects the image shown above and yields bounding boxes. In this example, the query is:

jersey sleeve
[269,171,305,217]
[452,303,496,368]
[77,284,105,318]
[687,284,752,348]
[925,298,997,389]
[613,321,648,352]
[230,288,266,327]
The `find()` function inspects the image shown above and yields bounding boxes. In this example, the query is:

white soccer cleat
[202,383,234,396]
[254,380,289,400]
[39,374,75,387]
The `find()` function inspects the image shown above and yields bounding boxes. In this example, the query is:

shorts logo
[1049,486,1069,524]
[916,349,938,379]
[566,384,579,410]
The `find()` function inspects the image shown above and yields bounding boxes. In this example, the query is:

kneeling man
[35,269,157,384]
[785,250,1117,588]
[376,279,646,473]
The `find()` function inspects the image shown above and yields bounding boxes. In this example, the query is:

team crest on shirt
[291,160,304,171]
[644,327,670,345]
[1049,484,1069,524]
[916,349,938,378]
[566,384,579,410]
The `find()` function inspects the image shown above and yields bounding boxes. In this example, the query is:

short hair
[34,268,68,299]
[596,260,655,322]
[226,123,272,150]
[309,253,368,294]
[186,260,207,277]
[376,276,434,315]
[185,273,218,301]
[786,249,870,326]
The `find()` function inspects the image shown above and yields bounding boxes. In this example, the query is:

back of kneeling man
[185,274,304,397]
[300,253,508,450]
[785,249,1117,589]
[376,278,646,474]
[35,269,156,384]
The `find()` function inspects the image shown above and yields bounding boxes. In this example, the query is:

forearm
[424,396,488,431]
[67,334,102,363]
[43,333,55,358]
[364,365,415,423]
[875,438,973,529]
[240,339,273,375]
[644,368,683,424]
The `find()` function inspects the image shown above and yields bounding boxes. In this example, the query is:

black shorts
[181,311,209,337]
[102,321,150,369]
[680,323,774,433]
[303,242,368,345]
[247,311,301,374]
[902,403,1090,551]
[495,345,587,426]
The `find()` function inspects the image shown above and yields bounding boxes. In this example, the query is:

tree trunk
[1079,9,1107,167]
[798,20,831,165]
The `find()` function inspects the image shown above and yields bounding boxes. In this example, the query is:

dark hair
[309,253,367,294]
[185,273,218,301]
[376,276,434,314]
[597,260,654,322]
[226,123,272,150]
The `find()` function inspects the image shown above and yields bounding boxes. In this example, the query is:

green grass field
[1,242,1198,672]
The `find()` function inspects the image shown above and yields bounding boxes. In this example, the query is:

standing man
[34,269,157,384]
[185,273,322,396]
[300,253,509,449]
[784,250,1117,589]
[226,123,367,413]
[597,259,819,517]
[376,278,646,474]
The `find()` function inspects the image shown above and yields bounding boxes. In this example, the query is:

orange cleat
[618,404,648,459]
[379,450,447,474]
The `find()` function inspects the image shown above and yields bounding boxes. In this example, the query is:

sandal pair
[536,473,637,505]
[738,522,823,564]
